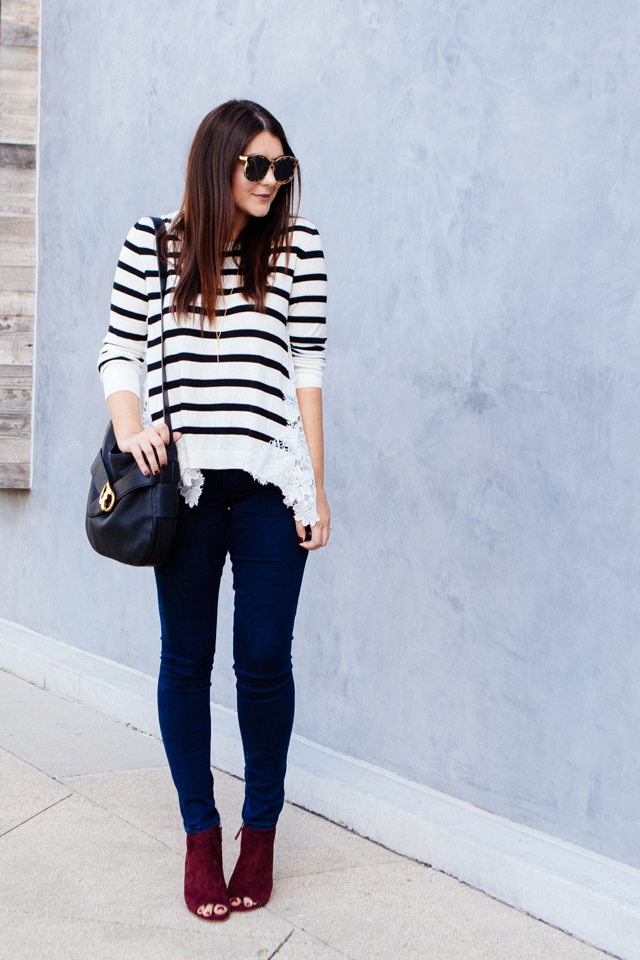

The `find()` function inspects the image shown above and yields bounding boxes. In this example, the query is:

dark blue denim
[155,469,307,834]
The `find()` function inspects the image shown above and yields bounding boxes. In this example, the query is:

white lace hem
[141,384,205,508]
[141,383,318,523]
[179,468,205,507]
[245,390,319,526]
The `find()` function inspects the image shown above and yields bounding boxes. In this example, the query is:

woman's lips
[254,192,272,202]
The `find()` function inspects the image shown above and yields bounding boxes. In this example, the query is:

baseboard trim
[0,615,638,960]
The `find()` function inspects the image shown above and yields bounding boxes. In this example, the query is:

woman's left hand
[296,486,331,550]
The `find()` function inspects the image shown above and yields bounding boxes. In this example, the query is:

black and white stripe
[98,215,326,473]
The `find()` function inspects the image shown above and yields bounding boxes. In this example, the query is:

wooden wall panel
[0,0,38,488]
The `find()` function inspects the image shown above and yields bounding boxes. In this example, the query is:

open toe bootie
[184,824,231,922]
[228,824,276,911]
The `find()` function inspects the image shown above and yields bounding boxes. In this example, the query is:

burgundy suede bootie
[228,824,277,911]
[184,825,230,922]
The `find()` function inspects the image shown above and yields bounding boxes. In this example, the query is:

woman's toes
[214,904,228,916]
[198,903,214,917]
[230,897,242,907]
[243,897,255,908]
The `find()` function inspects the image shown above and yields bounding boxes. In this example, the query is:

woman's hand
[118,423,182,477]
[107,391,182,478]
[296,486,331,550]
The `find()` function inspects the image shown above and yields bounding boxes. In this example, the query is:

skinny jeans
[155,469,307,834]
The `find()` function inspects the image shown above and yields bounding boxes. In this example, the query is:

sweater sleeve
[287,222,327,389]
[98,220,153,400]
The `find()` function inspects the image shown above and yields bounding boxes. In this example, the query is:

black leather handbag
[85,218,180,566]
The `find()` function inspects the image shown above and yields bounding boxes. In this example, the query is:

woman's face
[232,130,284,234]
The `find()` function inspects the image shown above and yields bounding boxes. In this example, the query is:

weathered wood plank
[0,386,31,413]
[0,168,36,196]
[0,216,35,240]
[0,342,32,365]
[0,46,38,71]
[0,194,35,216]
[1,22,38,49]
[0,69,38,95]
[0,411,30,437]
[0,291,34,314]
[0,434,30,461]
[0,314,33,332]
[0,460,30,487]
[0,143,36,171]
[0,1,37,484]
[0,93,38,120]
[3,0,39,18]
[0,362,31,380]
[0,239,35,266]
[0,362,32,412]
[0,332,33,364]
[0,166,36,195]
[0,364,32,411]
[0,115,37,144]
[0,265,35,291]
[2,0,40,23]
[0,319,34,355]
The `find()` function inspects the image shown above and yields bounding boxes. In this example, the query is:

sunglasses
[239,154,298,184]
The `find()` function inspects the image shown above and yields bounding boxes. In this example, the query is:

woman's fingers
[140,426,173,474]
[146,427,182,473]
[149,432,168,471]
[136,424,182,476]
[129,443,151,476]
[157,423,182,445]
[299,521,330,550]
[295,520,306,543]
[298,488,331,550]
[156,422,170,444]
[139,438,161,475]
[119,425,176,477]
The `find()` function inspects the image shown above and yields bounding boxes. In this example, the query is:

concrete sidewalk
[0,669,610,960]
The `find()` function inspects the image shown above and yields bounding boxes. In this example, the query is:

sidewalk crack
[0,793,71,839]
[59,782,182,856]
[266,929,293,959]
[263,912,357,960]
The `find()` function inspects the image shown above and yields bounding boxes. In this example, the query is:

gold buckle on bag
[99,482,115,513]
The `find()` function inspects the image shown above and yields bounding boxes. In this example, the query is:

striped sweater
[98,215,327,525]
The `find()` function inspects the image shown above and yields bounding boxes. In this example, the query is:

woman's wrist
[114,423,143,449]
[107,391,144,449]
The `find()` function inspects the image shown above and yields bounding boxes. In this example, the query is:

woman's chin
[248,202,272,219]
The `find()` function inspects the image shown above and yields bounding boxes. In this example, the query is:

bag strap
[151,217,172,435]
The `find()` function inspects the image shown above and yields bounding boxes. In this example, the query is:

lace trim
[246,390,319,526]
[179,468,205,508]
[141,384,318,523]
[141,382,204,508]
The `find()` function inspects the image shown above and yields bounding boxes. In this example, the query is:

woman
[98,100,329,921]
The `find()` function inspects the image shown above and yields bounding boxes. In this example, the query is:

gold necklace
[215,273,238,362]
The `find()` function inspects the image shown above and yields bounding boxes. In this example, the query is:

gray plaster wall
[1,0,639,866]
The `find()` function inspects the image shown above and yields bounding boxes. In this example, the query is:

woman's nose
[261,166,277,186]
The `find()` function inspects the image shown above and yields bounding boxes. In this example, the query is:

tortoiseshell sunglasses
[239,154,298,184]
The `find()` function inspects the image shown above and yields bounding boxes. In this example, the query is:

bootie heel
[184,825,230,922]
[228,824,276,911]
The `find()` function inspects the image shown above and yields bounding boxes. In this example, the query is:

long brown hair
[169,100,300,325]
